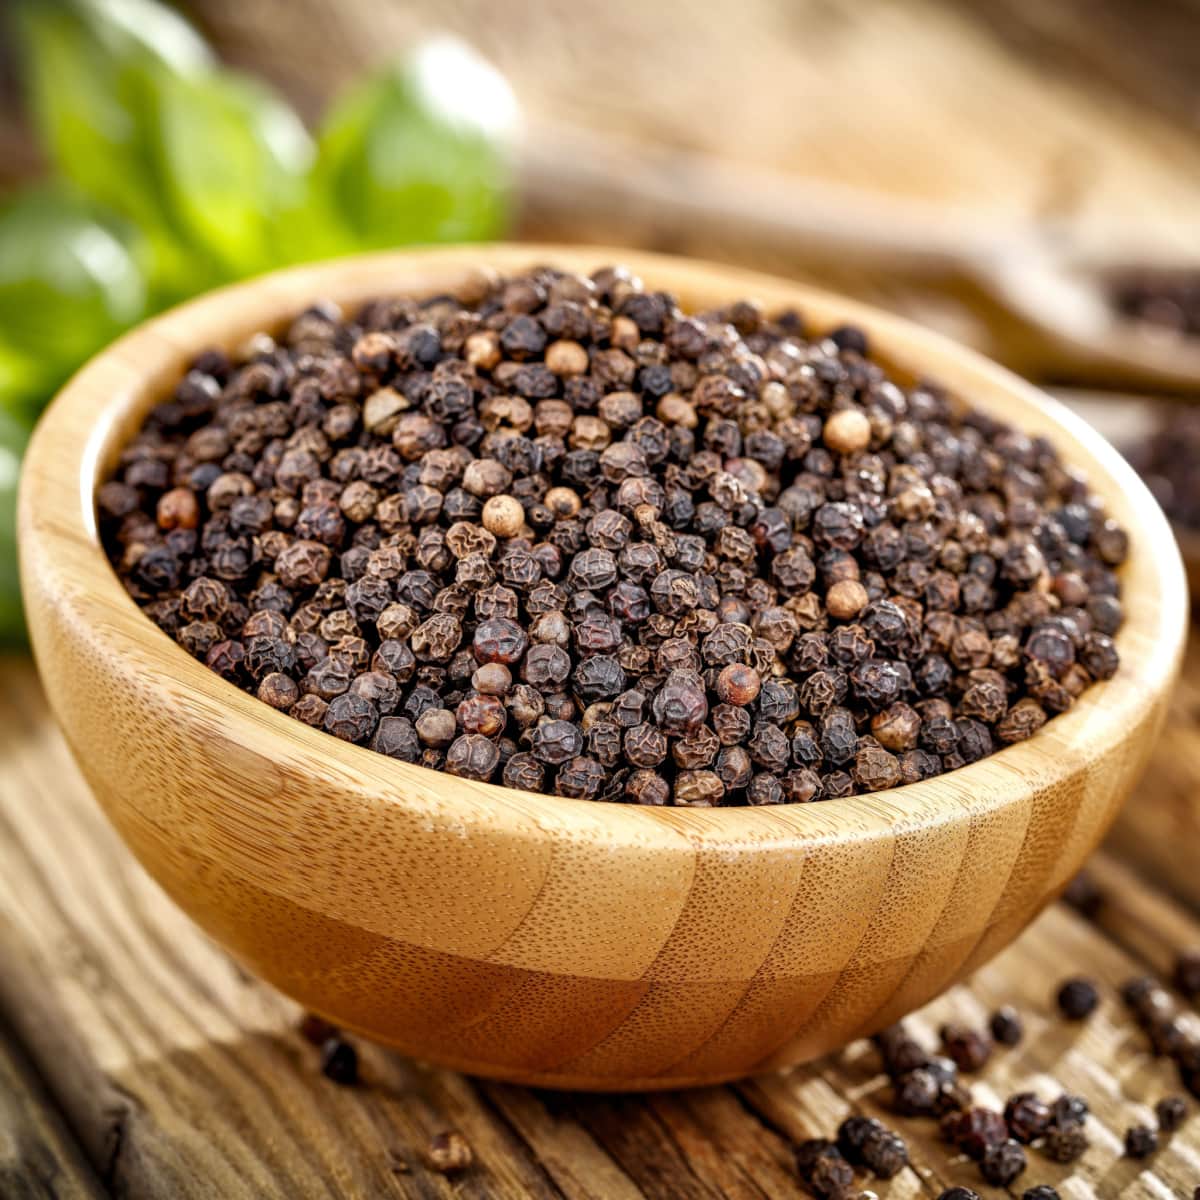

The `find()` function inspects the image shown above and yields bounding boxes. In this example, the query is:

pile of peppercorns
[101,264,1129,805]
[794,952,1200,1198]
[1111,270,1200,340]
[1125,407,1200,532]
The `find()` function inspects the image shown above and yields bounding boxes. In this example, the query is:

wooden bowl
[18,246,1188,1090]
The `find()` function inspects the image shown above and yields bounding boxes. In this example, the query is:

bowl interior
[22,244,1188,846]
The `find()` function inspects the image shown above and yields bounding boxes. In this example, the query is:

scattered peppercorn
[1124,1123,1158,1159]
[860,1125,908,1179]
[980,1137,1026,1186]
[937,1190,982,1200]
[1111,270,1200,341]
[425,1130,473,1174]
[990,1006,1024,1047]
[795,1139,853,1199]
[835,1115,882,1165]
[940,1023,992,1072]
[1049,1093,1089,1130]
[103,266,1129,804]
[1156,1095,1187,1132]
[319,1036,358,1085]
[942,1106,1008,1160]
[1125,407,1200,531]
[807,1153,853,1200]
[1021,1187,1061,1200]
[1004,1092,1052,1144]
[1041,1124,1089,1164]
[1056,977,1099,1020]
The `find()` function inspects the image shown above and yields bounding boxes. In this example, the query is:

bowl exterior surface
[20,246,1186,1089]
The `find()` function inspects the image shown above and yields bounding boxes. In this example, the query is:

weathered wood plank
[1079,851,1200,980]
[0,658,566,1200]
[189,0,1200,244]
[4,636,1200,1199]
[0,1017,106,1200]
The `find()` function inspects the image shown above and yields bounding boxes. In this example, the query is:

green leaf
[0,409,31,645]
[13,0,211,233]
[150,69,314,277]
[0,188,146,378]
[305,36,517,256]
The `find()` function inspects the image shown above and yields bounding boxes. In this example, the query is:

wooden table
[3,631,1200,1199]
[4,3,1200,1193]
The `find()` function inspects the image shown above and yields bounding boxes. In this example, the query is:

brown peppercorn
[943,1107,1008,1160]
[860,1125,908,1179]
[258,672,299,710]
[823,408,872,456]
[871,702,920,752]
[156,486,199,531]
[715,662,761,706]
[826,578,868,620]
[544,339,589,376]
[940,1023,992,1073]
[415,707,457,748]
[543,486,581,518]
[456,694,506,737]
[1004,1092,1051,1143]
[1042,1124,1088,1163]
[471,662,512,695]
[673,769,724,807]
[482,494,525,538]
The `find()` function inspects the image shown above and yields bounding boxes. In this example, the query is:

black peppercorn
[1155,1095,1187,1132]
[1057,977,1100,1020]
[320,1036,358,1085]
[1124,1124,1158,1159]
[980,1137,1026,1186]
[989,1005,1023,1046]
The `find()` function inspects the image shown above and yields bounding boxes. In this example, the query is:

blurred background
[2,0,1199,641]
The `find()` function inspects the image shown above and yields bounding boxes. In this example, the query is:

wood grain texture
[5,654,1200,1198]
[186,0,1200,249]
[0,1016,104,1200]
[17,246,1189,1089]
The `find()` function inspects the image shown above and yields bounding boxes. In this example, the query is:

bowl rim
[18,243,1189,850]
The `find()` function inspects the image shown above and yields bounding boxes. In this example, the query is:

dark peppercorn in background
[100,265,1128,806]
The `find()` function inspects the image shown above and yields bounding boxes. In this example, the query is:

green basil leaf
[150,68,314,278]
[307,36,517,254]
[0,187,146,375]
[14,0,211,233]
[0,409,31,645]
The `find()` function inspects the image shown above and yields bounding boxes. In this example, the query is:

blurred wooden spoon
[519,123,1200,392]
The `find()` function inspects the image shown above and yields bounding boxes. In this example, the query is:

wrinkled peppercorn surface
[102,265,1128,805]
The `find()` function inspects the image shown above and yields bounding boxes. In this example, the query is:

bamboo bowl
[19,246,1187,1090]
